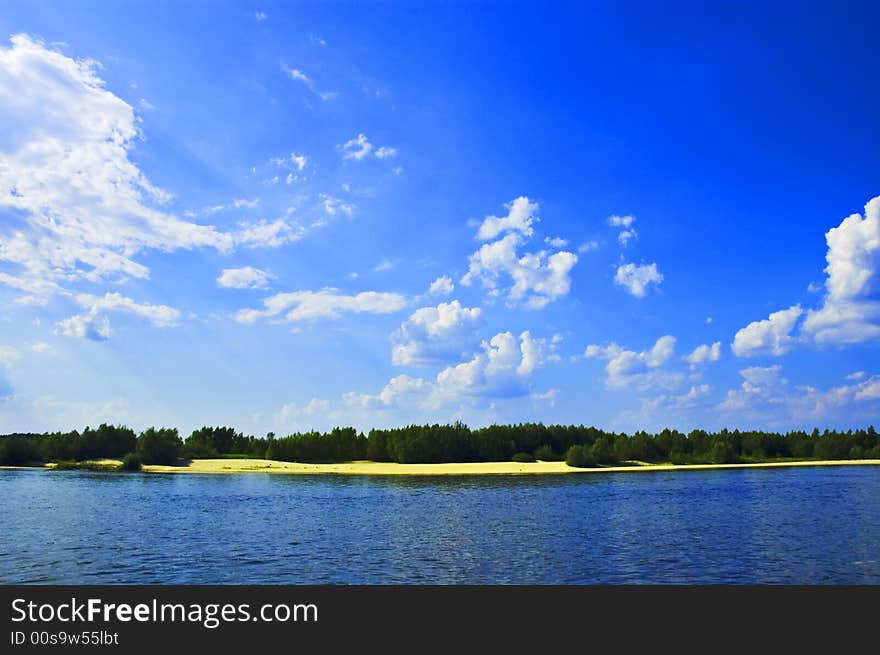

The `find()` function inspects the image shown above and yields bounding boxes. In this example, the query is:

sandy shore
[3,458,878,476]
[140,458,880,476]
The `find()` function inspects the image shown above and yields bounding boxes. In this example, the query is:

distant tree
[136,428,182,465]
[565,445,596,468]
[533,444,561,461]
[120,452,142,471]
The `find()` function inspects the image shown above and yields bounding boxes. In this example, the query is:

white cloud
[391,300,482,366]
[55,312,111,340]
[0,35,298,306]
[0,35,238,294]
[578,240,600,253]
[585,335,682,391]
[846,371,866,381]
[346,330,557,413]
[608,214,635,228]
[281,64,337,101]
[714,365,880,424]
[320,195,354,217]
[217,266,273,290]
[56,292,181,340]
[339,133,373,160]
[236,288,407,324]
[719,365,786,412]
[233,197,260,209]
[428,275,454,296]
[233,218,305,248]
[801,196,880,345]
[462,232,578,309]
[476,196,539,241]
[373,259,394,273]
[375,146,397,159]
[30,342,51,353]
[731,305,802,357]
[617,229,638,246]
[545,237,568,248]
[430,331,549,404]
[278,398,330,422]
[271,152,307,172]
[614,262,663,297]
[686,341,721,368]
[344,375,428,410]
[531,388,560,407]
[255,11,268,21]
[338,133,397,162]
[706,316,713,324]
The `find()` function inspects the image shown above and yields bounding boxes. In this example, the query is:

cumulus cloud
[278,398,330,422]
[714,365,880,424]
[686,341,721,368]
[55,292,181,340]
[459,198,578,308]
[217,266,273,290]
[585,335,682,391]
[0,35,301,306]
[344,374,428,410]
[608,215,635,228]
[430,331,549,404]
[731,305,802,357]
[614,262,663,297]
[235,288,407,324]
[320,195,354,217]
[270,152,307,171]
[462,235,578,309]
[732,196,880,354]
[801,196,880,345]
[345,330,556,412]
[428,275,454,296]
[578,240,600,253]
[719,365,786,412]
[375,146,397,159]
[55,312,112,340]
[391,300,482,366]
[339,133,373,160]
[0,35,229,285]
[545,237,568,249]
[476,196,539,241]
[338,134,396,162]
[617,229,638,246]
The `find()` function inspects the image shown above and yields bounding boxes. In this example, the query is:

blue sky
[1,1,879,437]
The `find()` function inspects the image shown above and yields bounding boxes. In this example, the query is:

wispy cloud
[281,64,337,101]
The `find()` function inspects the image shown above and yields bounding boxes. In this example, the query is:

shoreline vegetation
[1,422,880,475]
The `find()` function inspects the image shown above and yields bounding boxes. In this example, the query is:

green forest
[1,422,879,469]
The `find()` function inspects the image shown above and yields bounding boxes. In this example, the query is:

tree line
[1,422,879,468]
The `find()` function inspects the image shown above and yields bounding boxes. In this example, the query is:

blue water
[1,466,879,584]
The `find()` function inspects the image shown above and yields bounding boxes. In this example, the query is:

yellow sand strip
[139,458,880,476]
[4,459,879,476]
